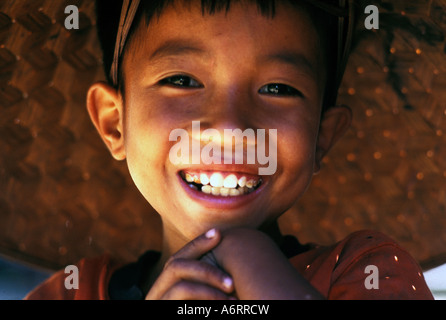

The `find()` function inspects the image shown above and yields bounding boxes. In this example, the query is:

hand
[145,229,235,300]
[212,228,324,300]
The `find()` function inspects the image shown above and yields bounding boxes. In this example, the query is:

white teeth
[209,173,224,188]
[219,187,229,197]
[246,179,255,188]
[183,171,261,197]
[223,174,238,189]
[238,176,246,188]
[200,173,210,185]
[202,185,212,194]
[202,185,251,196]
[185,173,194,183]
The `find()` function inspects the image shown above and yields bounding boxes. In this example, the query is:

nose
[188,83,258,164]
[198,84,256,134]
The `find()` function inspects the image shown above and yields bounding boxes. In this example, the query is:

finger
[169,259,234,293]
[161,280,232,300]
[165,228,221,267]
[146,259,234,300]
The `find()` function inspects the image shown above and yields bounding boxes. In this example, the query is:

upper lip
[176,163,264,177]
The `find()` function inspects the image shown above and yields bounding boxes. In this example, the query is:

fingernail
[205,228,216,239]
[223,277,233,290]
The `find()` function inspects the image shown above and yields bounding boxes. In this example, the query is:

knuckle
[165,281,227,300]
[199,261,219,277]
[163,256,176,270]
[187,237,201,251]
[163,256,185,271]
[197,262,229,286]
[164,281,193,300]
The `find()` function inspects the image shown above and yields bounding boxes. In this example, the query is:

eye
[258,83,303,98]
[159,75,203,88]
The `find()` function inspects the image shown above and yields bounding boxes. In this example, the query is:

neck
[259,220,285,247]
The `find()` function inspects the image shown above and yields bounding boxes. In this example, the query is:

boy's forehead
[128,1,322,76]
[143,0,318,38]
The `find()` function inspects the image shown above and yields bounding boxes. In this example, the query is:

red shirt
[25,230,434,300]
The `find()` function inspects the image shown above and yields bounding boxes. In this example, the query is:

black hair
[95,0,338,108]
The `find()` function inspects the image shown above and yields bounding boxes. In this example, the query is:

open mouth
[180,170,263,197]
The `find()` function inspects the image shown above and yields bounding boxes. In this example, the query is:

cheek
[123,109,172,200]
[124,126,182,217]
[277,122,318,186]
[125,131,162,196]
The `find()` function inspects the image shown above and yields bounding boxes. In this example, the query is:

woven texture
[0,0,445,270]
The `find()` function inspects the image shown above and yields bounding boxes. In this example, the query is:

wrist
[212,228,276,270]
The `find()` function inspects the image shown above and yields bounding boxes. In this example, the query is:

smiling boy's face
[88,0,351,249]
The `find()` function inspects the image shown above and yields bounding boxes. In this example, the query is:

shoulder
[290,230,395,271]
[333,229,400,266]
[25,253,122,300]
[329,230,433,299]
[290,230,433,299]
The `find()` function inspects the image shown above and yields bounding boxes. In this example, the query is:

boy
[26,0,433,299]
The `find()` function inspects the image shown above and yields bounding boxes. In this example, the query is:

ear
[86,82,126,160]
[314,105,352,173]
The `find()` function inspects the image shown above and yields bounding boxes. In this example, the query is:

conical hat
[0,0,445,271]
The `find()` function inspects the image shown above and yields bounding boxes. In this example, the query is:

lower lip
[177,173,266,210]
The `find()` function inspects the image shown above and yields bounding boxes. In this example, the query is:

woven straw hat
[0,0,445,271]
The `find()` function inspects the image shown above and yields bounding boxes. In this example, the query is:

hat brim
[0,0,445,271]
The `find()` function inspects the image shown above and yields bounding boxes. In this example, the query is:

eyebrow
[260,52,318,80]
[149,39,209,62]
[147,40,318,81]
